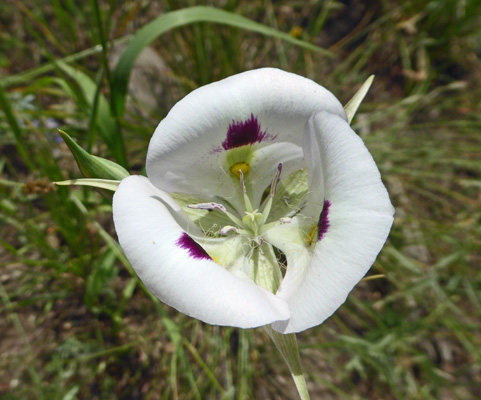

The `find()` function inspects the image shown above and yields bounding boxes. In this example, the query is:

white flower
[113,68,394,334]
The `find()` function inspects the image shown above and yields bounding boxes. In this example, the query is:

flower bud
[59,129,129,180]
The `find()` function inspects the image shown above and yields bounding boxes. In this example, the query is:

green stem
[264,326,310,400]
[249,238,309,398]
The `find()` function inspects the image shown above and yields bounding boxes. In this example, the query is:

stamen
[188,201,243,227]
[239,169,246,194]
[221,226,250,236]
[270,163,283,198]
[188,202,226,213]
[239,169,253,212]
[220,225,239,235]
[261,163,283,225]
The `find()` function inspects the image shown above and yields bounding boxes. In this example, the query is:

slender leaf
[1,36,131,89]
[54,178,121,191]
[344,75,374,124]
[0,84,35,170]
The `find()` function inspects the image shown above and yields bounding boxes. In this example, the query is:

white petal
[301,116,325,219]
[271,112,394,333]
[113,175,290,328]
[146,68,346,198]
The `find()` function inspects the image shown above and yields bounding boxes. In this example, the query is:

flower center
[188,163,286,243]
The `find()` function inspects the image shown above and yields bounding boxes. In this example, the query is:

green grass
[1,0,480,399]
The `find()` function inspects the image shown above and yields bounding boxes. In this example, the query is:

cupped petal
[271,112,394,333]
[301,115,325,219]
[146,68,346,197]
[113,175,290,328]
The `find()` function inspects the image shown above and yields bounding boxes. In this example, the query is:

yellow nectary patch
[230,162,250,178]
[306,225,318,246]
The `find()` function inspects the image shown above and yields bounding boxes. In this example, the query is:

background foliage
[1,0,480,399]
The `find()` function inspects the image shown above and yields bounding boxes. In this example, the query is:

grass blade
[111,6,335,116]
[0,84,35,171]
[2,36,131,89]
[57,61,127,166]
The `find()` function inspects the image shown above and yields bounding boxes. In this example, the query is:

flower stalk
[264,327,310,400]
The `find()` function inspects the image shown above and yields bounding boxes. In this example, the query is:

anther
[270,163,283,198]
[260,163,283,225]
[220,225,239,235]
[188,202,227,213]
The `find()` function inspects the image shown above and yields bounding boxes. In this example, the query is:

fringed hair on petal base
[176,232,212,260]
[221,114,277,150]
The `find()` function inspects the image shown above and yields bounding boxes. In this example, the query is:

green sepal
[344,75,374,124]
[58,129,129,180]
[54,178,120,192]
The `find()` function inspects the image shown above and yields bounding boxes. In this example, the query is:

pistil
[242,209,264,236]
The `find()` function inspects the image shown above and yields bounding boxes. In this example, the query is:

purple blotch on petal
[221,114,276,150]
[176,232,211,260]
[317,200,331,242]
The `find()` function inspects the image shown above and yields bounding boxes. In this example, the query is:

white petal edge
[271,112,394,333]
[147,68,346,195]
[113,175,290,328]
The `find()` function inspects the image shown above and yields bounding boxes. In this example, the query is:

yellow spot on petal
[212,256,220,264]
[306,225,318,246]
[230,162,250,178]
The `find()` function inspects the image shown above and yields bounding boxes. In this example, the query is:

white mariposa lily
[113,68,394,334]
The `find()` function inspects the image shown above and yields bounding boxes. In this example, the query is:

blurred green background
[1,1,480,399]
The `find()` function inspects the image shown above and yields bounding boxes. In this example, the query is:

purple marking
[317,200,331,242]
[176,232,211,260]
[221,114,276,150]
